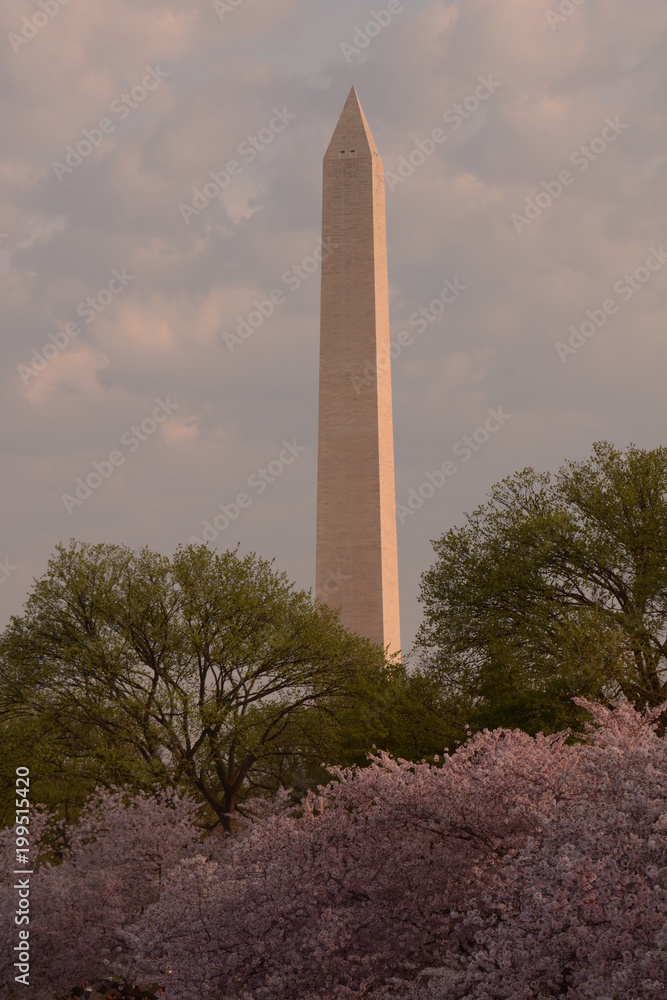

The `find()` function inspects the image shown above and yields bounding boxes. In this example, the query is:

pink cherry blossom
[1,699,665,1000]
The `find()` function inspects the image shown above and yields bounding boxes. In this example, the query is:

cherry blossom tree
[132,698,667,999]
[1,699,665,1000]
[0,789,201,997]
[461,700,667,999]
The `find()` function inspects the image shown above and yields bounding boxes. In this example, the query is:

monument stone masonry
[315,87,401,656]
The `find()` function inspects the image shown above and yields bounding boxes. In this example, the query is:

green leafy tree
[324,661,471,765]
[0,542,387,829]
[416,442,667,733]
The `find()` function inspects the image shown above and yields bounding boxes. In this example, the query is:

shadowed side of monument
[316,87,401,657]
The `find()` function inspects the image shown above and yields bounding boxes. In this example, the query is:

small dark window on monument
[340,150,345,154]
[350,149,355,153]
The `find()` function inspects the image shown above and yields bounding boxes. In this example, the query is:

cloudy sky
[1,0,665,655]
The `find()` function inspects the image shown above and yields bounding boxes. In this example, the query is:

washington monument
[315,87,401,656]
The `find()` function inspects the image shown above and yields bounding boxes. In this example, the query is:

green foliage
[0,713,99,829]
[0,542,388,829]
[417,442,667,734]
[328,660,470,763]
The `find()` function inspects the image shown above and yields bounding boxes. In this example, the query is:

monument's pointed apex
[324,87,381,161]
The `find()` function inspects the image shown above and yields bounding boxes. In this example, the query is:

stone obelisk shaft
[316,87,401,656]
